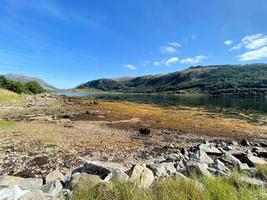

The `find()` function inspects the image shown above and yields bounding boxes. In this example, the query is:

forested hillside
[77,64,267,96]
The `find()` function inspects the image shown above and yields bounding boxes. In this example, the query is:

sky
[0,0,267,88]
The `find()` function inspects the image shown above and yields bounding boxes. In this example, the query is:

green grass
[72,175,267,200]
[0,120,16,128]
[257,166,267,180]
[0,88,24,104]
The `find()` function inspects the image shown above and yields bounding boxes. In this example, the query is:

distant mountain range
[4,74,57,91]
[77,64,267,96]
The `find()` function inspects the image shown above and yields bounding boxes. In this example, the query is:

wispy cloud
[224,40,233,46]
[180,55,207,64]
[238,46,267,61]
[160,42,181,54]
[124,64,137,70]
[164,57,179,66]
[231,33,267,51]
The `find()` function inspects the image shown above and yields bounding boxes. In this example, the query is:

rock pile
[0,139,266,199]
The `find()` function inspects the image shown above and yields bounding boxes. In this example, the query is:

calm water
[59,93,267,114]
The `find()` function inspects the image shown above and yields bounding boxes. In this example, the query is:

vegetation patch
[0,120,16,128]
[72,175,267,200]
[0,75,44,94]
[0,88,24,104]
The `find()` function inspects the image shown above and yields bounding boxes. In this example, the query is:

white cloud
[164,57,179,67]
[124,64,136,70]
[231,33,267,51]
[180,55,207,64]
[224,40,233,46]
[238,46,267,61]
[160,46,178,54]
[167,42,181,47]
[153,61,161,66]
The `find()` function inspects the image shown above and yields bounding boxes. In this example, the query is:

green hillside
[77,64,267,96]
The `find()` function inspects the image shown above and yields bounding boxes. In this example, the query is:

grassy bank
[72,174,267,200]
[0,88,24,105]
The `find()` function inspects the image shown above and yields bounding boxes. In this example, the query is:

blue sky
[0,0,267,88]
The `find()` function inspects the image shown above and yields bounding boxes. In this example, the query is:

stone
[71,173,102,189]
[211,159,229,174]
[19,178,43,191]
[230,141,239,146]
[189,150,213,164]
[198,143,222,155]
[18,190,61,200]
[165,153,183,162]
[241,155,267,167]
[220,152,242,169]
[240,139,250,146]
[258,151,267,158]
[148,162,176,177]
[139,128,151,135]
[0,176,24,187]
[240,176,266,187]
[186,161,211,177]
[46,170,65,183]
[104,171,129,183]
[83,161,127,179]
[129,164,155,188]
[260,141,267,147]
[0,185,29,200]
[41,180,63,197]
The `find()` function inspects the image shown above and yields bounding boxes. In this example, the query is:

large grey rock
[18,190,61,200]
[19,178,43,191]
[240,176,266,187]
[148,162,176,177]
[129,164,155,188]
[220,153,242,169]
[241,155,267,167]
[211,159,230,174]
[0,185,29,200]
[198,143,222,155]
[41,180,63,197]
[46,170,64,183]
[83,161,127,179]
[165,153,184,162]
[0,176,24,187]
[189,150,213,164]
[186,161,211,177]
[104,171,129,183]
[258,151,267,158]
[71,173,102,189]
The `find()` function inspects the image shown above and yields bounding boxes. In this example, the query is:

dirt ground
[0,94,266,178]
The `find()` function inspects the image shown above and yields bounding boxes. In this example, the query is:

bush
[0,76,44,94]
[25,81,44,94]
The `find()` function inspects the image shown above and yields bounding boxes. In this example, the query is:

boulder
[18,190,61,200]
[0,185,29,200]
[83,161,127,179]
[240,139,250,146]
[129,165,154,188]
[211,159,230,174]
[104,171,129,183]
[220,152,242,169]
[41,180,63,197]
[148,162,176,177]
[0,176,24,187]
[198,143,222,155]
[258,151,267,158]
[71,173,102,189]
[260,141,267,147]
[189,150,213,164]
[241,155,267,167]
[240,176,266,187]
[46,170,64,183]
[19,178,43,191]
[139,128,151,135]
[186,161,211,177]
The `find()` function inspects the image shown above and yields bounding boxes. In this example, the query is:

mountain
[77,64,267,96]
[4,74,57,91]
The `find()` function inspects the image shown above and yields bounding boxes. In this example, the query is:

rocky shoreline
[1,139,266,199]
